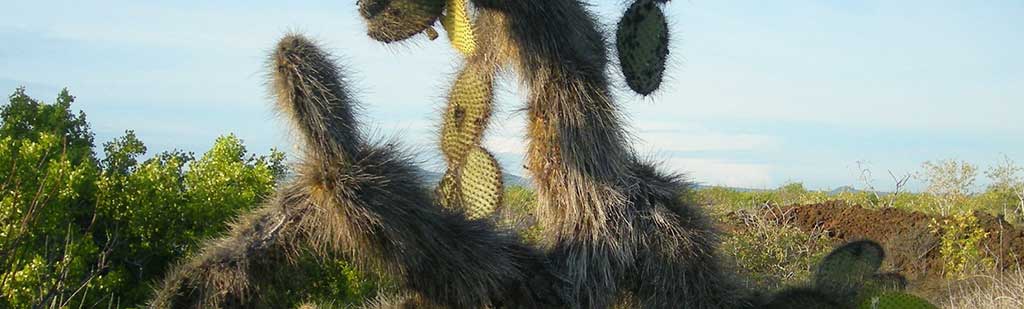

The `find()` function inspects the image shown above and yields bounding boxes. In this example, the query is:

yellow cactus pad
[440,64,493,164]
[440,0,477,56]
[437,170,461,209]
[435,148,503,220]
[457,147,503,219]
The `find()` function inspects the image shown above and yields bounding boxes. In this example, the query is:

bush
[0,88,371,307]
[930,212,995,279]
[918,159,979,216]
[720,206,834,290]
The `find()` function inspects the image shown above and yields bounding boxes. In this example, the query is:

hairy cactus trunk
[470,1,749,307]
[151,34,559,308]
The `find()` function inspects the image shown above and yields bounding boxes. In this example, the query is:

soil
[720,201,1024,302]
[773,201,1024,279]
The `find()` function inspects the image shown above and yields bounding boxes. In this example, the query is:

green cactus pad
[858,291,936,309]
[616,0,669,95]
[815,240,886,302]
[360,0,445,43]
[435,148,503,220]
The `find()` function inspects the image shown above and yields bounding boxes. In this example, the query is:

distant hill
[419,169,532,188]
[830,185,860,195]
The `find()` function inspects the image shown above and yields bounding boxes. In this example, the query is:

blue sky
[1,0,1021,190]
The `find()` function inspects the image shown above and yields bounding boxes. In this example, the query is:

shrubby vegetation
[930,213,994,279]
[0,88,374,307]
[699,158,1024,305]
[3,87,1021,307]
[720,205,832,291]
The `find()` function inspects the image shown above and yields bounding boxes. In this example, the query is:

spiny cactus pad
[457,147,503,219]
[359,0,445,43]
[858,291,937,309]
[436,146,503,220]
[440,64,493,162]
[435,39,502,218]
[815,240,885,301]
[616,0,670,95]
[440,0,477,56]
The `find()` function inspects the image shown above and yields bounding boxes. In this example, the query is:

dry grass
[719,205,834,291]
[945,269,1024,308]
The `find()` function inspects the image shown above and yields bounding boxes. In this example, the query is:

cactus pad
[440,64,493,163]
[815,240,885,301]
[434,32,502,219]
[359,0,445,43]
[440,0,477,56]
[457,147,503,219]
[616,0,670,95]
[436,147,503,220]
[858,291,937,309]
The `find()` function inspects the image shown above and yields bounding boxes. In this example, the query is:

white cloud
[630,120,782,153]
[663,157,775,189]
[636,131,780,153]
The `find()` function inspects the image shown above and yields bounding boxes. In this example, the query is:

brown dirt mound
[776,201,1024,280]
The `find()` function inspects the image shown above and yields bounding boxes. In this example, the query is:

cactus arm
[149,184,316,308]
[151,34,559,308]
[466,1,752,307]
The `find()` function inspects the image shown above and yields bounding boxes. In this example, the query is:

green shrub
[930,212,995,278]
[720,207,834,290]
[0,88,366,307]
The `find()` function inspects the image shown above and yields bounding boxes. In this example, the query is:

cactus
[859,291,937,309]
[434,1,504,219]
[768,240,936,309]
[151,34,560,308]
[152,1,937,308]
[616,0,670,95]
[359,0,445,43]
[815,240,887,303]
[441,0,478,56]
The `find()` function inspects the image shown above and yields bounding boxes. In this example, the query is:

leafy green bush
[0,88,372,307]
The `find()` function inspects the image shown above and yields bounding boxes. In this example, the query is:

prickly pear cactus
[815,240,886,302]
[358,0,445,42]
[770,240,936,308]
[616,0,670,95]
[435,0,502,219]
[858,291,937,309]
[153,1,942,308]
